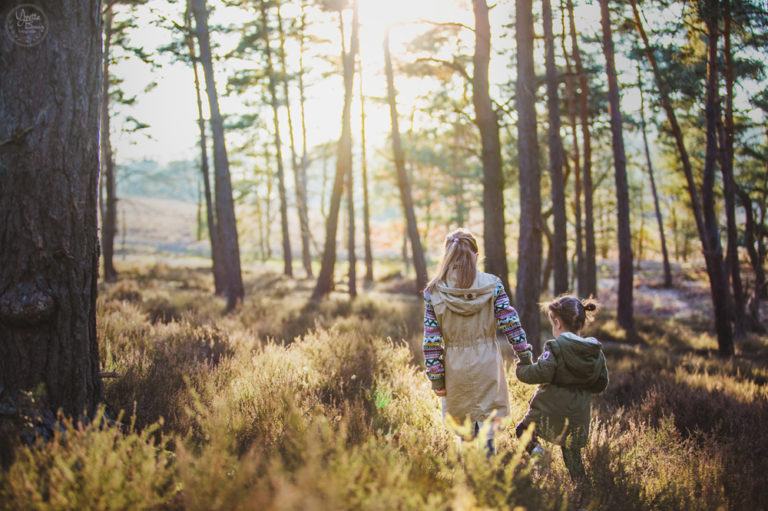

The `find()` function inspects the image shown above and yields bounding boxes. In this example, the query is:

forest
[1,0,768,509]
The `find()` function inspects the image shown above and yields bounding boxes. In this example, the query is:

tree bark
[561,7,585,294]
[190,0,244,310]
[472,0,511,296]
[312,1,360,299]
[185,9,225,295]
[702,1,734,357]
[739,188,765,328]
[384,30,428,293]
[599,0,633,331]
[515,0,543,351]
[718,0,746,336]
[259,0,293,278]
[101,5,118,282]
[0,0,103,416]
[359,46,374,285]
[630,0,733,356]
[276,1,311,278]
[542,0,568,295]
[298,0,313,277]
[566,0,596,297]
[638,72,672,287]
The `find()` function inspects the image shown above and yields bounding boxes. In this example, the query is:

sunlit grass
[2,260,767,510]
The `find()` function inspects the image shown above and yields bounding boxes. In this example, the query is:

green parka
[516,332,608,448]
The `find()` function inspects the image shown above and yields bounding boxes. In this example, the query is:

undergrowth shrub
[4,265,767,510]
[0,409,175,510]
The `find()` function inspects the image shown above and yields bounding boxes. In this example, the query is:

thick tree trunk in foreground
[191,0,244,310]
[384,31,428,293]
[0,1,103,416]
[472,0,511,295]
[101,5,118,282]
[599,0,633,331]
[567,0,596,297]
[542,0,568,295]
[313,2,359,299]
[259,0,292,278]
[186,13,225,295]
[515,0,543,351]
[630,0,733,357]
[638,75,672,288]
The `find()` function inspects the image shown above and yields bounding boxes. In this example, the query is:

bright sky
[111,0,516,165]
[110,0,765,169]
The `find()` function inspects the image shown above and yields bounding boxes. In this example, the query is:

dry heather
[1,262,767,510]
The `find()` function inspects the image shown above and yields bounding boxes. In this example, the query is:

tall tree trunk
[101,5,118,282]
[359,46,374,285]
[599,0,633,331]
[276,1,310,278]
[0,0,103,416]
[638,72,672,287]
[186,10,225,295]
[515,0,543,350]
[298,0,313,277]
[384,30,428,293]
[472,0,511,295]
[542,0,568,295]
[313,2,360,299]
[567,0,596,297]
[190,0,244,310]
[718,0,746,336]
[739,188,765,328]
[561,6,585,294]
[260,0,293,278]
[702,1,734,356]
[630,0,733,356]
[346,144,357,298]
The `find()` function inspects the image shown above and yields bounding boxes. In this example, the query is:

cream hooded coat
[429,270,510,423]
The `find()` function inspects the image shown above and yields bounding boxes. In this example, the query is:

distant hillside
[117,159,199,202]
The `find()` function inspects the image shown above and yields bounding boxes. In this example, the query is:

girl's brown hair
[425,228,479,293]
[540,295,599,333]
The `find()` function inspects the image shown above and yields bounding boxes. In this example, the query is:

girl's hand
[434,389,446,397]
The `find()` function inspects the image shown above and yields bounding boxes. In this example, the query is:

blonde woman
[423,229,530,453]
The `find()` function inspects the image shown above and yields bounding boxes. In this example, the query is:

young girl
[515,295,608,482]
[423,229,530,453]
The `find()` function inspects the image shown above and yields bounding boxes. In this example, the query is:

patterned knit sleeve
[423,290,445,391]
[494,283,530,358]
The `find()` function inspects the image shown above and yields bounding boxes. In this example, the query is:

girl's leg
[441,397,463,455]
[561,444,586,482]
[475,420,499,456]
[515,418,538,454]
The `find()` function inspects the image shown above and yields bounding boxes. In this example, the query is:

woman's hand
[434,388,446,397]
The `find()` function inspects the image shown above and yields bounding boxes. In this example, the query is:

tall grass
[1,263,766,510]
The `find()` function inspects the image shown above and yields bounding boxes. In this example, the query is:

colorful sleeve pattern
[423,290,445,390]
[494,283,531,360]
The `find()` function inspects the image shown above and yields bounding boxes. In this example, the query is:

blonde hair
[540,295,599,333]
[425,228,479,293]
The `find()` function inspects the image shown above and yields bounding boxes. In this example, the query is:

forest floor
[2,257,768,510]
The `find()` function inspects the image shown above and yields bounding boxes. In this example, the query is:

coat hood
[549,332,604,387]
[429,270,499,316]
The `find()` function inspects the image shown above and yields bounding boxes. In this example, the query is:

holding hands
[512,341,533,365]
